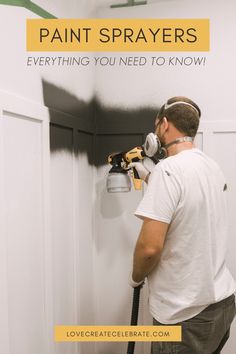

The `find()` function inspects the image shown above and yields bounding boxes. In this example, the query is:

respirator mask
[143,132,194,159]
[143,101,199,159]
[143,132,166,160]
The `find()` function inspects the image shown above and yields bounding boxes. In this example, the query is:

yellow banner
[55,325,182,342]
[26,19,209,52]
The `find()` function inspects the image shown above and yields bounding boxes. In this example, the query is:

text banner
[55,325,182,342]
[26,19,210,52]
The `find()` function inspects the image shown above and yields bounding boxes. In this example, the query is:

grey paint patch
[42,80,159,166]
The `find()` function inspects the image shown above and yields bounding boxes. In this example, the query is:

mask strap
[164,101,200,116]
[164,136,194,150]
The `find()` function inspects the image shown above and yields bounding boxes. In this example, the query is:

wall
[34,0,95,18]
[0,92,52,354]
[95,0,236,120]
[0,2,96,354]
[0,3,95,105]
[94,1,236,353]
[50,121,95,354]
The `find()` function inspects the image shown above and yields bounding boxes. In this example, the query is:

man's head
[155,96,201,140]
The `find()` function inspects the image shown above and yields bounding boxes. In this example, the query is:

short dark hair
[157,96,201,137]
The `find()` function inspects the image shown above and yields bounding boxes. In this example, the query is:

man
[130,96,236,354]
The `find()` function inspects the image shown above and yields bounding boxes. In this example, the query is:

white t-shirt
[135,148,236,324]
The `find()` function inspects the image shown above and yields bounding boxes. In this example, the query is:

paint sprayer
[106,146,145,192]
[106,141,160,193]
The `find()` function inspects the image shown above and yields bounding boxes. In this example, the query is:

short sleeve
[135,165,182,223]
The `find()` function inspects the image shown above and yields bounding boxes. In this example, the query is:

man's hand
[129,162,150,183]
[129,271,145,288]
[129,158,156,183]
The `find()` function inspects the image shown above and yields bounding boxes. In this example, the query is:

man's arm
[132,217,169,283]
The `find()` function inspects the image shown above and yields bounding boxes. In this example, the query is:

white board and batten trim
[0,91,95,354]
[0,91,54,354]
[198,120,236,156]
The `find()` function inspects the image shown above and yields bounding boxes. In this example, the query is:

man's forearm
[131,218,168,284]
[132,247,161,283]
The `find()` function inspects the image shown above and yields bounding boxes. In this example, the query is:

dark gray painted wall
[43,80,158,166]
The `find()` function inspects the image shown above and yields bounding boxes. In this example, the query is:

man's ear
[163,117,169,130]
